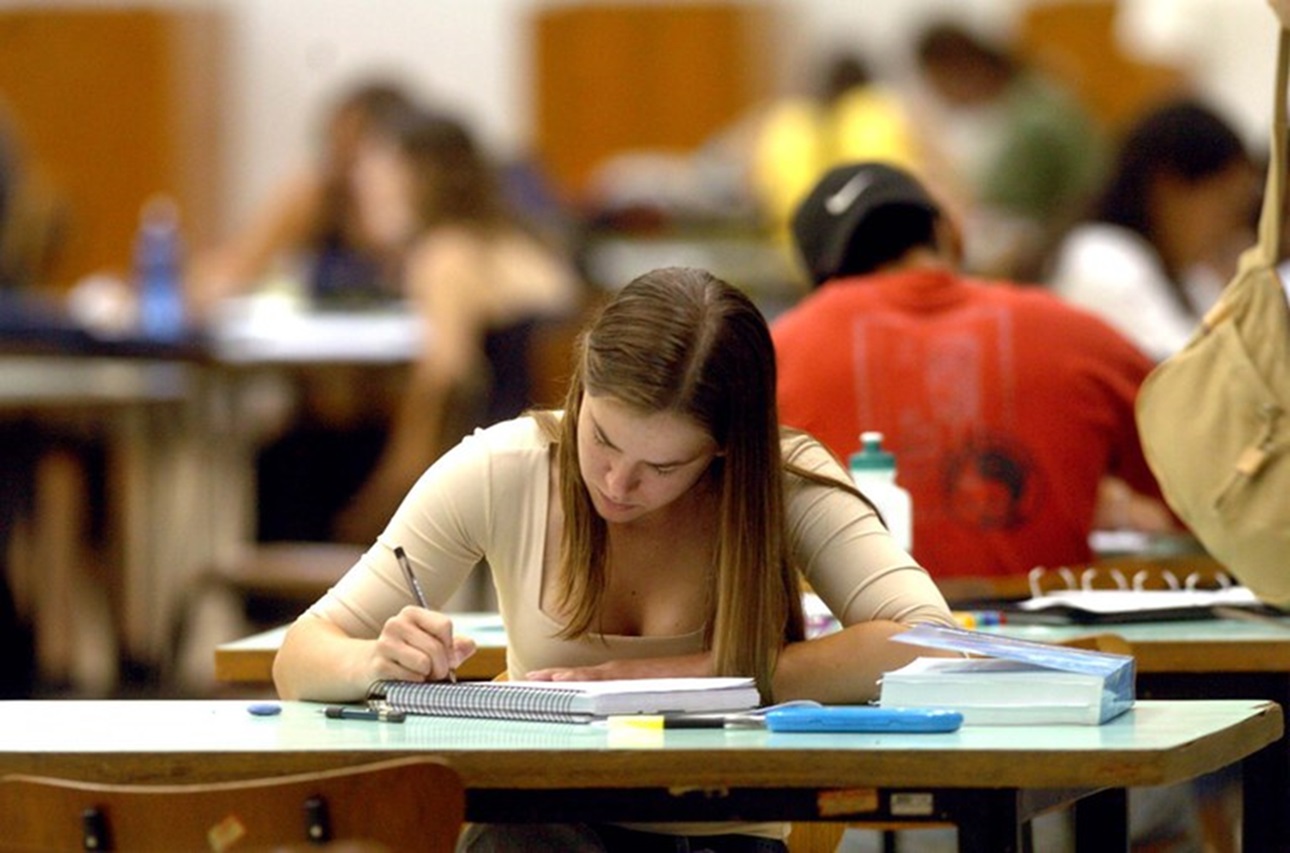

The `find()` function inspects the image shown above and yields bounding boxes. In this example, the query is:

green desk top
[986,617,1290,644]
[0,699,1277,796]
[980,616,1290,673]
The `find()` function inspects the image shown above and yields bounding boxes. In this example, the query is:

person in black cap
[789,161,955,288]
[773,161,1176,584]
[775,158,1208,851]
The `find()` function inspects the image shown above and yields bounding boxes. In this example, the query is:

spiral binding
[372,680,592,723]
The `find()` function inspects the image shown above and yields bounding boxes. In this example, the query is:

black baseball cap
[791,161,940,286]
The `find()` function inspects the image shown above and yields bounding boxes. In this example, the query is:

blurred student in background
[749,51,932,243]
[772,162,1174,586]
[332,108,580,542]
[914,20,1106,280]
[1044,99,1258,362]
[187,78,416,314]
[191,79,420,545]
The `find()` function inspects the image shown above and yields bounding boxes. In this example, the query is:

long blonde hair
[541,267,805,699]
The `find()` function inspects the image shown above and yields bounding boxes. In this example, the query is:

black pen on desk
[605,714,762,731]
[324,705,406,723]
[394,545,456,683]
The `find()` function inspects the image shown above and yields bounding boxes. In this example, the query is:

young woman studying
[272,266,953,851]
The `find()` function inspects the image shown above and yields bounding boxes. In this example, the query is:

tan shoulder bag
[1135,30,1290,606]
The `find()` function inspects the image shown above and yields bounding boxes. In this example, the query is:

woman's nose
[604,460,636,498]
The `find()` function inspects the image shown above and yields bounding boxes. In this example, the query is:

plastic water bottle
[135,195,186,341]
[849,431,913,553]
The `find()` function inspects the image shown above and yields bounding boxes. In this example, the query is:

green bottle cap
[849,431,896,471]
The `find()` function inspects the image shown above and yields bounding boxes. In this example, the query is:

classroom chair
[0,756,464,852]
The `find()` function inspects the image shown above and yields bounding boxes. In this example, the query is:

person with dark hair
[914,19,1106,278]
[188,77,418,314]
[774,161,1175,584]
[329,108,580,543]
[207,80,423,546]
[273,266,953,850]
[1045,98,1258,362]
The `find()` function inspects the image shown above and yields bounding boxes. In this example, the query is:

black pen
[605,714,762,731]
[324,705,406,723]
[394,545,456,683]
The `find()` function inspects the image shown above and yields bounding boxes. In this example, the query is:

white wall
[215,0,531,231]
[8,0,1271,233]
[203,0,1064,232]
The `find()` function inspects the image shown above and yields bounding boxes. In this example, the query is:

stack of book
[878,624,1135,725]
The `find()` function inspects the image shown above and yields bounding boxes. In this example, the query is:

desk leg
[1138,671,1290,850]
[1072,787,1127,853]
[952,790,1024,853]
[113,398,206,684]
[1242,740,1285,852]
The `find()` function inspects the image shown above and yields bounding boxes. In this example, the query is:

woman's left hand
[526,652,711,682]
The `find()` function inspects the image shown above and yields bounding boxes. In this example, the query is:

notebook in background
[1006,585,1278,625]
[369,677,761,724]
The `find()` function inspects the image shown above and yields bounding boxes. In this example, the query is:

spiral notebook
[368,677,761,724]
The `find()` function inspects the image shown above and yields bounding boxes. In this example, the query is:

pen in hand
[394,545,456,684]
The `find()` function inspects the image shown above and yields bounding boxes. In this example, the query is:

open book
[878,624,1135,725]
[368,677,761,724]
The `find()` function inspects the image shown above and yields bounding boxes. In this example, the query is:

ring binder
[1027,564,1236,599]
[1013,565,1268,626]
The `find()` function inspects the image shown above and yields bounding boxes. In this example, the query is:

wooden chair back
[0,756,464,852]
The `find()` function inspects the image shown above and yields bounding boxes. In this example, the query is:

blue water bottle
[135,195,186,341]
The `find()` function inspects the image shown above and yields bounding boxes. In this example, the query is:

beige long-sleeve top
[305,414,950,840]
[308,414,951,677]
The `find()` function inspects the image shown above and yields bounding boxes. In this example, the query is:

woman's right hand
[371,606,477,683]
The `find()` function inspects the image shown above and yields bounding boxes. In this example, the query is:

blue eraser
[247,702,282,717]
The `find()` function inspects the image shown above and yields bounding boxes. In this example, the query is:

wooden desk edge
[214,644,507,684]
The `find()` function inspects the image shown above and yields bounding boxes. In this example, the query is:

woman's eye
[652,465,676,476]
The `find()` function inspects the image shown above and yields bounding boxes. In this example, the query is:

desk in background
[1,307,421,686]
[0,351,200,684]
[214,612,507,685]
[198,302,423,558]
[0,698,1277,853]
[2,308,426,690]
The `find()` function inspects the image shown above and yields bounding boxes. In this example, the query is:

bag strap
[1203,28,1289,330]
[1256,28,1289,266]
